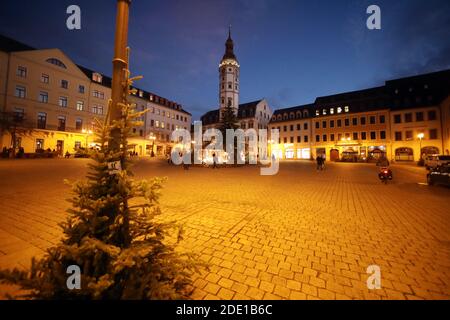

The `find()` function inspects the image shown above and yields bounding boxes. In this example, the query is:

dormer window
[139,90,143,97]
[337,107,342,114]
[315,110,319,116]
[322,109,327,115]
[92,72,102,83]
[344,106,349,112]
[46,58,66,69]
[330,108,334,114]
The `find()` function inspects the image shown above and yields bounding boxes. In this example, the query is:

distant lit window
[330,108,334,115]
[15,85,26,98]
[41,74,49,83]
[17,66,27,78]
[337,107,342,114]
[61,80,69,89]
[39,91,49,103]
[76,101,84,111]
[59,96,68,108]
[344,106,349,112]
[75,118,83,130]
[92,72,103,83]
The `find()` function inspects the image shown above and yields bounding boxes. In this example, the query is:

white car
[424,155,450,170]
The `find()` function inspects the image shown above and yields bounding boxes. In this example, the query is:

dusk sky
[1,0,449,119]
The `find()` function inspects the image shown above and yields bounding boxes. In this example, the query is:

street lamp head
[417,133,424,139]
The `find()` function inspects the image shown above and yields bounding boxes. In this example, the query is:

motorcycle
[378,167,393,184]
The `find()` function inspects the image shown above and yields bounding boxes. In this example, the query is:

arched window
[277,115,282,121]
[303,110,309,118]
[283,113,288,120]
[296,111,302,119]
[46,58,67,69]
[290,112,295,119]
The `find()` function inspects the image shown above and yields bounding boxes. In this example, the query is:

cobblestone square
[0,158,449,299]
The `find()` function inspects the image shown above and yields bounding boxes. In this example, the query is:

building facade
[200,30,273,134]
[0,35,191,157]
[269,69,450,162]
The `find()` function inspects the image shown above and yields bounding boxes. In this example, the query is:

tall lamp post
[82,129,92,149]
[149,134,156,157]
[110,0,131,153]
[418,133,424,162]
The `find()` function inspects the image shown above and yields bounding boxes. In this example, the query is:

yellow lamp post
[149,134,156,157]
[82,129,93,149]
[418,133,424,161]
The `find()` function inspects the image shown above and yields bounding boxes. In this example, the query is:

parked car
[427,165,450,187]
[74,150,89,158]
[424,155,450,170]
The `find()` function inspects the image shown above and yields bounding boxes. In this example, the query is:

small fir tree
[0,57,202,299]
[219,101,239,163]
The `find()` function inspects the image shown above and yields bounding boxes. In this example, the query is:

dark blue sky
[1,0,449,119]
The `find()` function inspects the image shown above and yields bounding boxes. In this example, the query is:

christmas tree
[0,55,202,300]
[219,101,239,164]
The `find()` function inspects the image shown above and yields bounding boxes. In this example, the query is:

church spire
[222,25,237,61]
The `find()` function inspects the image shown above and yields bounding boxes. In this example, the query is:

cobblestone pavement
[0,158,449,300]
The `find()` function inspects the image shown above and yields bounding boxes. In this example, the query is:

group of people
[316,153,326,171]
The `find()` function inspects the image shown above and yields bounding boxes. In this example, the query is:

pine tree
[0,58,203,300]
[219,101,239,164]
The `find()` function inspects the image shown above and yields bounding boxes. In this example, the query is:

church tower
[219,26,240,119]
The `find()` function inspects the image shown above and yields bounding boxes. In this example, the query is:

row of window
[149,119,187,131]
[148,107,188,122]
[393,110,437,123]
[394,129,438,141]
[18,64,183,112]
[279,136,310,144]
[315,131,387,143]
[273,123,309,132]
[16,66,91,95]
[15,84,104,107]
[36,112,79,132]
[273,109,310,121]
[315,115,386,129]
[14,86,104,114]
[315,106,350,116]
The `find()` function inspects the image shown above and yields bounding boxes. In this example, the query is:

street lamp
[417,133,424,161]
[82,129,93,149]
[149,134,156,157]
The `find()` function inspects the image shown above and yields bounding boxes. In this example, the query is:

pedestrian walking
[316,155,323,171]
[212,152,218,169]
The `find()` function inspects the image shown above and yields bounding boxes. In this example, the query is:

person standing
[212,152,218,169]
